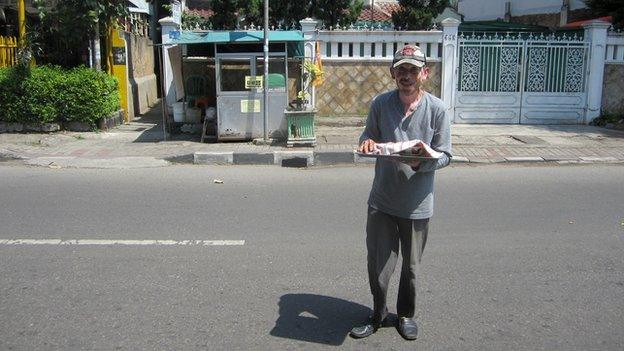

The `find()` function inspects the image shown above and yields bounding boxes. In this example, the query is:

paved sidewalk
[1,102,623,168]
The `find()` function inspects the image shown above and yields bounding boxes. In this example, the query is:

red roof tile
[563,16,611,28]
[358,3,401,22]
[186,8,213,18]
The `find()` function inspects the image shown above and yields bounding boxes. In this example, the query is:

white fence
[606,33,624,64]
[157,19,618,123]
[316,30,444,62]
[314,28,624,65]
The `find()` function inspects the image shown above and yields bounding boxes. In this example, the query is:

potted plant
[285,59,323,147]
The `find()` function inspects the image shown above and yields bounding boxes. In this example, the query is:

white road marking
[0,239,245,246]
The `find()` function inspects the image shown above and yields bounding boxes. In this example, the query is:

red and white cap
[392,45,426,68]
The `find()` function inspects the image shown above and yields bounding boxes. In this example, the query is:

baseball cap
[392,45,426,68]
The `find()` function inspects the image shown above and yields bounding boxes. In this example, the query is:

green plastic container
[284,110,316,147]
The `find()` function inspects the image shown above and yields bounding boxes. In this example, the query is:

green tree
[238,0,262,28]
[269,0,310,28]
[210,0,240,29]
[182,10,212,30]
[312,0,363,28]
[391,0,448,30]
[584,0,623,30]
[34,0,128,68]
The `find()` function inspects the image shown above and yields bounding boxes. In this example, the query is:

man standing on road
[350,45,452,340]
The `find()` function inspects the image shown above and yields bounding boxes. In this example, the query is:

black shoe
[397,317,418,340]
[349,317,388,339]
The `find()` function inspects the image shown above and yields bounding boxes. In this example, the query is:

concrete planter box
[24,123,61,133]
[62,121,94,132]
[97,110,125,131]
[0,122,61,133]
[6,123,24,133]
[0,110,122,133]
[41,123,61,132]
[63,110,124,132]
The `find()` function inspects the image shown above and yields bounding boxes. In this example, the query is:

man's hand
[403,141,425,169]
[358,139,377,154]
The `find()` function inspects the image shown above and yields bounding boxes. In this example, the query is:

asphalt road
[0,164,622,351]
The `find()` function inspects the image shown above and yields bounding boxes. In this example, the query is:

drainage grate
[281,157,308,168]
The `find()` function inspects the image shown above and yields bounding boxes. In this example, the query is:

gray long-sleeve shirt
[359,90,452,219]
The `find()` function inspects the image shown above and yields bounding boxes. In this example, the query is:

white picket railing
[316,30,444,62]
[606,33,624,64]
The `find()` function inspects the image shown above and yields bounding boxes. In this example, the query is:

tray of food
[356,140,443,162]
[355,152,439,161]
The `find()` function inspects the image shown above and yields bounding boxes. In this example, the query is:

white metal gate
[455,32,590,124]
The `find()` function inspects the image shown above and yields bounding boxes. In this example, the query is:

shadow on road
[270,293,371,346]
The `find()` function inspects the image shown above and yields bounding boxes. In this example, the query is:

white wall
[458,0,586,21]
[128,0,151,13]
[362,0,400,7]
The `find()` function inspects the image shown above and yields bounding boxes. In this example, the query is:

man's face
[391,63,428,95]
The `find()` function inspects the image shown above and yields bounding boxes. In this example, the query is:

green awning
[170,30,304,45]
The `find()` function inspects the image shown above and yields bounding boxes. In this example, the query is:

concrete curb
[194,151,233,165]
[233,152,274,165]
[579,156,620,163]
[4,152,622,169]
[0,149,24,161]
[192,150,624,167]
[505,156,544,162]
[314,151,357,165]
[24,156,170,169]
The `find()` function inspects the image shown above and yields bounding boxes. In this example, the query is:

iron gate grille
[455,32,590,124]
[458,32,589,94]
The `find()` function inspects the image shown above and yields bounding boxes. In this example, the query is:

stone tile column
[583,20,611,124]
[300,18,320,110]
[441,18,460,123]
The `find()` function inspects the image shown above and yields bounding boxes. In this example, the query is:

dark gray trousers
[366,206,429,322]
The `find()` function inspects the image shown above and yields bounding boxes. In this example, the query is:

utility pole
[91,6,101,70]
[17,0,25,43]
[263,0,269,141]
[371,0,375,25]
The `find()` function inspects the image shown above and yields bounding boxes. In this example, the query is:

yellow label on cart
[241,99,261,113]
[245,76,263,89]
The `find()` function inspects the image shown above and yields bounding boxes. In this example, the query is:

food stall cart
[166,30,304,141]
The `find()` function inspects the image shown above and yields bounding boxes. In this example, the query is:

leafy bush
[0,66,120,126]
[55,67,120,124]
[0,68,25,123]
[21,66,63,123]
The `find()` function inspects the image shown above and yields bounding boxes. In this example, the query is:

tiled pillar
[583,20,610,124]
[300,18,320,110]
[441,18,460,122]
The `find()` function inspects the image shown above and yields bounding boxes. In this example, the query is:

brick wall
[602,64,624,115]
[127,33,158,115]
[128,34,154,78]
